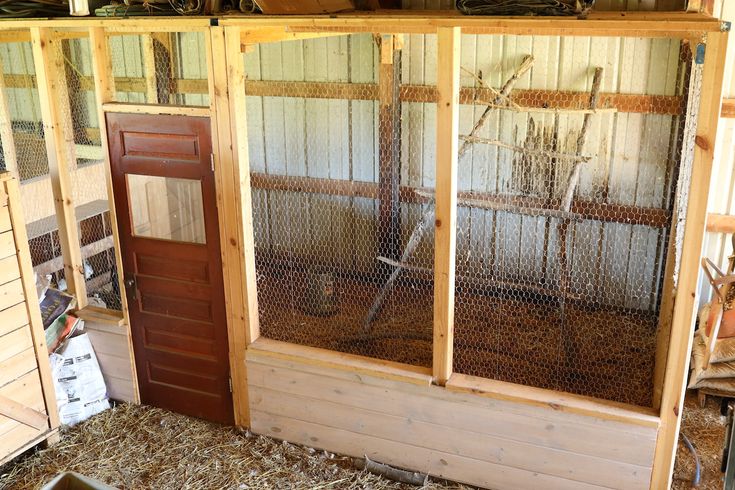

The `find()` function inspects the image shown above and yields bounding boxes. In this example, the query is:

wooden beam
[241,28,349,48]
[0,60,18,180]
[706,213,735,233]
[249,172,671,228]
[0,73,685,116]
[141,34,159,104]
[207,25,257,428]
[651,30,730,490]
[101,103,210,117]
[33,235,114,276]
[0,12,719,37]
[30,27,87,307]
[4,176,60,434]
[722,98,735,118]
[377,34,402,264]
[0,393,48,430]
[433,26,460,386]
[88,26,140,404]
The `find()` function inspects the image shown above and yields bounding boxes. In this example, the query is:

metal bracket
[722,21,732,32]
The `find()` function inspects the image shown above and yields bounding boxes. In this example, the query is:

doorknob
[123,275,136,300]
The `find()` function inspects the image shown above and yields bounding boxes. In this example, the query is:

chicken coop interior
[246,31,691,408]
[0,3,731,490]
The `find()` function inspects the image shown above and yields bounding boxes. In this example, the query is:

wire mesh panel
[245,33,436,367]
[452,34,693,407]
[108,32,209,106]
[59,35,121,309]
[0,39,63,289]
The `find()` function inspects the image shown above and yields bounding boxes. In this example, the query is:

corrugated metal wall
[244,33,687,311]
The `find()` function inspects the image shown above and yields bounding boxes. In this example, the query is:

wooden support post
[651,30,729,489]
[433,26,460,385]
[30,27,87,307]
[378,34,402,264]
[141,34,159,104]
[88,26,140,403]
[207,25,259,427]
[0,62,18,180]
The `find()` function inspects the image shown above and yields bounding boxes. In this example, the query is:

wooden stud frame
[87,27,140,403]
[30,27,88,308]
[0,12,726,487]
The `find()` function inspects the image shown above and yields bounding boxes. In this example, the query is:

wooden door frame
[88,26,255,427]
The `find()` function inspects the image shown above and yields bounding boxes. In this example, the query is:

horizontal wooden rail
[250,172,670,228]
[707,213,735,233]
[2,74,682,116]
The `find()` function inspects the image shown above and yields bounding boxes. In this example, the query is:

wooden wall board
[0,348,37,389]
[0,279,25,311]
[246,349,657,490]
[0,255,21,287]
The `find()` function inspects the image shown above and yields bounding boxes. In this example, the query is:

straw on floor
[0,404,463,490]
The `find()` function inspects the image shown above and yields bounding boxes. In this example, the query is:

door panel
[107,113,233,425]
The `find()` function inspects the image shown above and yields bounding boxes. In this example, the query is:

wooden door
[107,113,233,425]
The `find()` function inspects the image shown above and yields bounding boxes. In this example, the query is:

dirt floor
[0,391,729,489]
[258,267,658,406]
[672,392,729,489]
[0,404,467,490]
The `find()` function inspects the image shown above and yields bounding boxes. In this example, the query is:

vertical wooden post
[377,34,402,263]
[433,26,460,385]
[30,27,87,307]
[141,34,159,104]
[0,62,18,180]
[88,26,140,403]
[651,30,729,489]
[207,25,258,427]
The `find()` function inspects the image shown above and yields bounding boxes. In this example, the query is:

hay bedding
[672,392,728,490]
[0,404,465,490]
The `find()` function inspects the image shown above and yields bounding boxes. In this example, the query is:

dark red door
[107,113,233,425]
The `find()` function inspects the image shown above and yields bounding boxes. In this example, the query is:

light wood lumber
[651,30,730,489]
[433,26,460,385]
[0,393,48,430]
[5,177,60,431]
[88,26,139,404]
[249,337,432,386]
[30,27,87,307]
[102,102,209,117]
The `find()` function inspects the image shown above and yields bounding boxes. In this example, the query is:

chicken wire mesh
[108,32,209,106]
[246,34,436,367]
[57,35,121,309]
[451,34,695,407]
[0,40,62,289]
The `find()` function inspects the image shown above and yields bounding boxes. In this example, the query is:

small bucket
[303,270,339,316]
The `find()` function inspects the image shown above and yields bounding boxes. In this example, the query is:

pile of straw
[0,404,462,490]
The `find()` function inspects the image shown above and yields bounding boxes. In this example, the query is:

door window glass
[126,174,206,244]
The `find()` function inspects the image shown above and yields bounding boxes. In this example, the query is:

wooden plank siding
[247,339,657,490]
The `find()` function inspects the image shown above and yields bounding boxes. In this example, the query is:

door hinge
[210,153,215,172]
[228,376,233,393]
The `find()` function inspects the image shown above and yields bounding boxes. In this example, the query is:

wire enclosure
[243,32,695,407]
